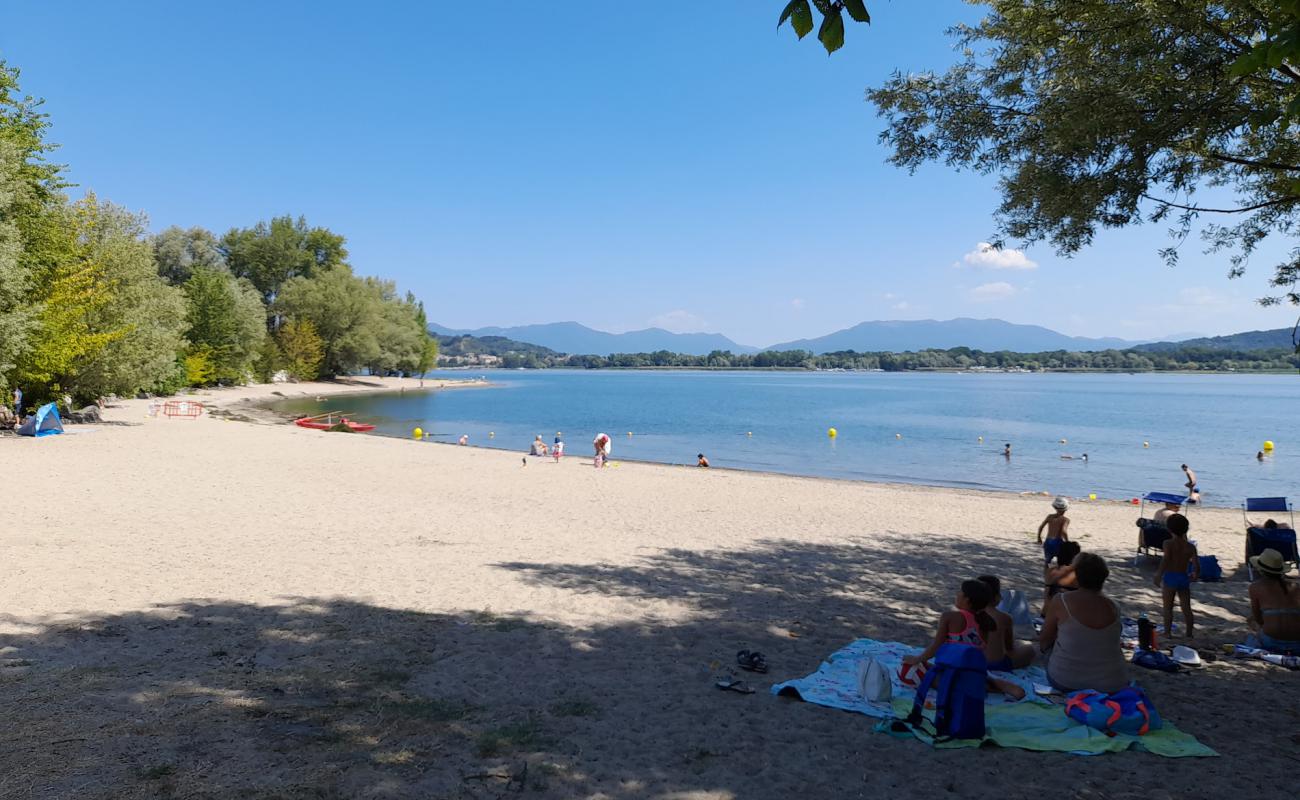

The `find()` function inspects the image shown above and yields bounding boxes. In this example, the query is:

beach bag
[1197,555,1222,582]
[1132,649,1180,672]
[856,658,892,703]
[1064,687,1162,736]
[997,589,1035,627]
[905,644,987,740]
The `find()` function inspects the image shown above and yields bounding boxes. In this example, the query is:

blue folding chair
[1136,492,1188,558]
[1243,497,1298,579]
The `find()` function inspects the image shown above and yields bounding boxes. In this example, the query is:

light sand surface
[1,379,1296,799]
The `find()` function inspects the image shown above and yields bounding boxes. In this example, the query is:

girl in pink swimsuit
[902,579,1028,700]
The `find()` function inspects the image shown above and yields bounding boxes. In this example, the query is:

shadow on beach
[1,535,1294,799]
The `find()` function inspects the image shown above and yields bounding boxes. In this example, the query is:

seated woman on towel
[977,575,1036,672]
[902,578,1027,700]
[1039,552,1128,694]
[1042,540,1082,612]
[1248,549,1300,653]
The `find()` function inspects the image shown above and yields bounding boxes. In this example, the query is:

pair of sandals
[715,650,769,694]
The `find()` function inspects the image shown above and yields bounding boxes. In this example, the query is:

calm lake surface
[268,370,1298,506]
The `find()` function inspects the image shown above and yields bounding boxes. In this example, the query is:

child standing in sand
[1154,513,1198,639]
[1037,497,1071,565]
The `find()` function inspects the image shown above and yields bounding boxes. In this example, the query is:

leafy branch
[778,0,871,55]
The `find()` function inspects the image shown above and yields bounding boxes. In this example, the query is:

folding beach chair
[1243,497,1299,579]
[1136,492,1189,558]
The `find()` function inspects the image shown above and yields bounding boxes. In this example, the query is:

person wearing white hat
[1037,497,1071,565]
[1248,549,1300,652]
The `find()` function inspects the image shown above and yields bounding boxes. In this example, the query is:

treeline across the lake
[479,346,1300,372]
[0,63,435,408]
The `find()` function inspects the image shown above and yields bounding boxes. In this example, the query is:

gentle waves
[268,370,1297,506]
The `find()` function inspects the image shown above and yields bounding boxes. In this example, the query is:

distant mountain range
[765,318,1139,354]
[1133,327,1295,352]
[430,318,1297,357]
[427,321,758,356]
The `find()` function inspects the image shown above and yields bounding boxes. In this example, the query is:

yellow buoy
[1089,493,1097,501]
[827,427,838,438]
[1264,440,1275,451]
[413,427,423,440]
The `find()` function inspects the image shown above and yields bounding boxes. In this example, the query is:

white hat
[1171,645,1201,667]
[1052,496,1070,510]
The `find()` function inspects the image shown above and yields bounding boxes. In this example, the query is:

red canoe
[293,416,376,433]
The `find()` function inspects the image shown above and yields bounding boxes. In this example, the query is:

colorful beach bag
[1064,687,1163,736]
[905,644,988,740]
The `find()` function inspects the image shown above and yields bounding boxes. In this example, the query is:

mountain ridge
[427,321,759,356]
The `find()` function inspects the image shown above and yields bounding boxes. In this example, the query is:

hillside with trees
[0,62,437,411]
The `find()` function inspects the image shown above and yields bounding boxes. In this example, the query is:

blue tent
[16,402,64,437]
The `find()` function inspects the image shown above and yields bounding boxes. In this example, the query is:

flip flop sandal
[736,650,768,673]
[715,678,755,694]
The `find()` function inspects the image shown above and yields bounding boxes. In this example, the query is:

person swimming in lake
[1003,443,1012,458]
[1154,513,1198,639]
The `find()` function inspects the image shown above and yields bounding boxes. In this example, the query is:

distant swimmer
[1257,450,1265,461]
[1060,453,1089,462]
[1003,443,1012,458]
[697,453,710,468]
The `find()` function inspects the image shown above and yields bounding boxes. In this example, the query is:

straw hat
[1251,548,1287,576]
[1052,496,1070,511]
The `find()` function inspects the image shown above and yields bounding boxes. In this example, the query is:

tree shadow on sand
[1,534,1295,799]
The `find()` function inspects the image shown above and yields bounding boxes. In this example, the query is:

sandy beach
[2,378,1296,799]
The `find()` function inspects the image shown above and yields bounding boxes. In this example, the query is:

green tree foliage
[183,266,267,384]
[221,215,347,304]
[778,1,871,54]
[276,318,325,380]
[64,194,187,400]
[868,1,1300,304]
[154,225,224,285]
[0,141,33,392]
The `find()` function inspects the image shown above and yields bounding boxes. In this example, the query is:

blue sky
[5,1,1297,347]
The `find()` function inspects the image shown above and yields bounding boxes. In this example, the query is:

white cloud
[1176,287,1228,307]
[961,242,1038,271]
[648,309,708,333]
[969,281,1018,302]
[791,298,806,311]
[882,292,897,300]
[892,301,911,311]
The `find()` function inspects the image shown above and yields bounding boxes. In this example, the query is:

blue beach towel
[771,638,1216,757]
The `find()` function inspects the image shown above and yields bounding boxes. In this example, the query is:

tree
[778,1,872,54]
[275,266,381,376]
[276,318,325,380]
[869,2,1300,305]
[63,194,187,400]
[183,267,267,384]
[221,216,347,305]
[154,225,224,285]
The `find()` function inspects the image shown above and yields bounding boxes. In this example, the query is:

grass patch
[549,698,599,718]
[379,697,479,722]
[475,714,547,758]
[138,763,176,780]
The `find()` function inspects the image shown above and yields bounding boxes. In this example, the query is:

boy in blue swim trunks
[1154,513,1199,639]
[1037,497,1071,565]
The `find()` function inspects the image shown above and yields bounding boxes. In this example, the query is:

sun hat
[1251,548,1287,576]
[1052,496,1070,510]
[1171,645,1202,667]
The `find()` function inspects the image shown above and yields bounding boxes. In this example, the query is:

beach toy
[413,427,423,440]
[1131,498,1140,505]
[827,427,837,438]
[1263,440,1275,451]
[1089,493,1097,501]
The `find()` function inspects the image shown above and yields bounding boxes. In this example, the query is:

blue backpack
[905,644,987,740]
[1065,687,1162,736]
[1196,555,1222,582]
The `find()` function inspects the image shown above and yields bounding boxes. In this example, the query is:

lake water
[268,370,1298,507]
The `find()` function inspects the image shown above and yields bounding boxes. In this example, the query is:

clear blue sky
[5,1,1296,347]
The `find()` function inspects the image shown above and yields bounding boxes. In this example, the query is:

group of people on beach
[906,489,1298,697]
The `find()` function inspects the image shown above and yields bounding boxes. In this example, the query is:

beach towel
[772,638,1216,757]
